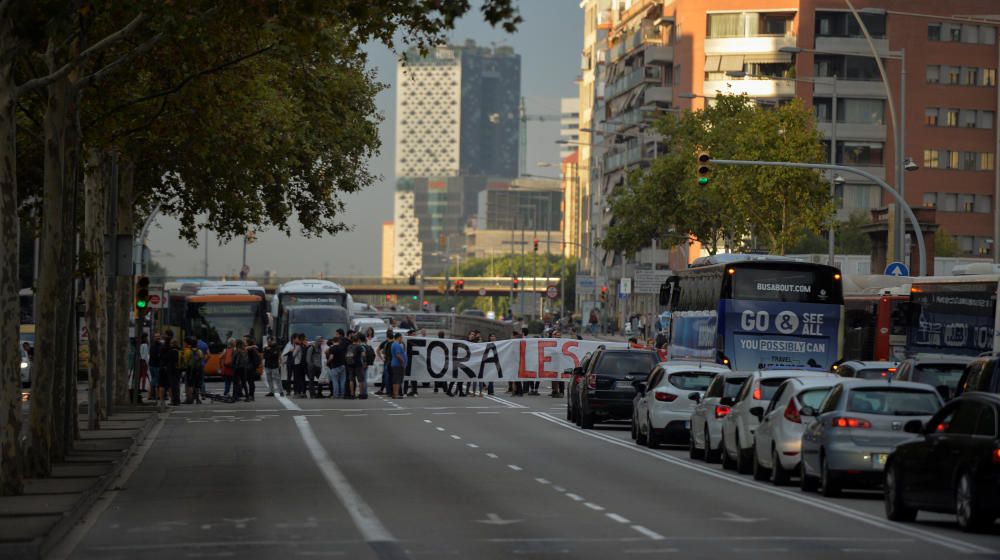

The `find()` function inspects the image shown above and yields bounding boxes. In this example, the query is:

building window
[840,98,884,124]
[960,109,978,128]
[976,195,993,213]
[945,108,959,127]
[982,27,997,45]
[924,108,939,126]
[924,149,940,169]
[707,13,744,38]
[816,11,886,38]
[981,152,996,171]
[941,193,958,211]
[948,150,960,169]
[962,151,978,170]
[981,68,997,86]
[928,23,941,42]
[962,24,980,43]
[962,66,979,86]
[923,192,938,207]
[978,111,995,129]
[926,65,940,84]
[946,66,962,84]
[839,141,884,166]
[815,55,880,80]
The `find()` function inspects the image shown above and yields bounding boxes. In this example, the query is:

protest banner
[402,337,626,382]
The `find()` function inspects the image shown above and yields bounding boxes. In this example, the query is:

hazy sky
[147,1,583,278]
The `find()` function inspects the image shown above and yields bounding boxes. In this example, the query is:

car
[800,379,944,497]
[571,348,660,429]
[894,355,973,400]
[20,345,31,388]
[884,392,1000,532]
[721,369,832,474]
[567,352,597,422]
[956,355,1000,397]
[633,361,728,449]
[689,371,750,463]
[751,376,838,485]
[835,360,898,380]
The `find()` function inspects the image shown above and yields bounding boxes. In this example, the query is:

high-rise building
[392,41,521,276]
[380,221,395,279]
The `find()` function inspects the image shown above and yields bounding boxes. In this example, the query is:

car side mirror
[749,406,764,419]
[688,392,701,403]
[904,419,925,434]
[720,396,735,407]
[634,381,646,395]
[800,406,817,417]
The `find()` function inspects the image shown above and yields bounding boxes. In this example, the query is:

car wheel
[566,400,573,422]
[884,462,917,522]
[956,471,995,532]
[735,432,752,475]
[752,443,769,481]
[580,406,594,429]
[771,446,790,486]
[800,461,819,492]
[820,455,841,498]
[645,415,659,449]
[721,437,737,470]
[704,425,721,463]
[635,418,648,445]
[631,416,638,440]
[689,428,705,460]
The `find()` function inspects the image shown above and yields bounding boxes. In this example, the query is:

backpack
[363,344,375,366]
[248,347,261,369]
[223,348,234,367]
[344,345,358,367]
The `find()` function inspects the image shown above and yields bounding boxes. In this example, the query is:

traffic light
[600,285,608,303]
[135,276,150,316]
[533,239,539,252]
[455,279,465,291]
[512,276,519,289]
[411,295,418,301]
[696,150,712,186]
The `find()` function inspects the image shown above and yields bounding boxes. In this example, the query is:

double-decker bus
[842,275,911,361]
[272,280,348,343]
[906,264,1000,357]
[661,255,844,370]
[185,287,268,376]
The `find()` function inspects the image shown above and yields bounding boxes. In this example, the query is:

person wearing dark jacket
[263,337,283,397]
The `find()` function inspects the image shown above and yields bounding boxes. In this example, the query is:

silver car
[800,379,943,497]
[689,371,749,463]
[750,376,838,485]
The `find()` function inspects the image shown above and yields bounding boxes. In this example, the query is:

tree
[935,228,963,258]
[602,93,832,257]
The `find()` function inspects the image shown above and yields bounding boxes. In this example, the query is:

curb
[0,408,162,560]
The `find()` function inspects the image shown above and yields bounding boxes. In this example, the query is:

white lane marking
[630,525,666,541]
[466,443,479,449]
[486,395,527,409]
[431,412,456,415]
[583,502,605,511]
[565,493,584,502]
[423,419,433,423]
[606,513,630,524]
[436,427,446,432]
[532,412,994,556]
[450,435,462,440]
[623,548,679,554]
[842,549,900,554]
[275,394,302,411]
[292,416,396,543]
[507,464,523,471]
[486,453,499,459]
[388,413,412,416]
[552,486,566,493]
[477,411,501,415]
[732,548,790,553]
[535,478,550,485]
[343,414,368,417]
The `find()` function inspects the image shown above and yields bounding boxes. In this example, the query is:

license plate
[616,380,635,390]
[873,453,889,467]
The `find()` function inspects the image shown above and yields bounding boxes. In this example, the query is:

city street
[54,385,1000,560]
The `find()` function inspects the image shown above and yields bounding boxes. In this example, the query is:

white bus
[272,280,349,343]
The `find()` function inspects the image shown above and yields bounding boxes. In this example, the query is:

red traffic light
[533,239,539,252]
[456,279,465,290]
[512,277,519,287]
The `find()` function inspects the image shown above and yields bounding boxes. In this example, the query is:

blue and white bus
[906,264,1000,357]
[660,255,844,370]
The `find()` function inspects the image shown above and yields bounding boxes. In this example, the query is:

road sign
[884,262,909,277]
[545,285,559,300]
[620,278,632,296]
[576,275,596,293]
[148,288,165,309]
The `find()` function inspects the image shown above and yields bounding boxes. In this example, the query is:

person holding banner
[376,329,394,396]
[389,332,407,399]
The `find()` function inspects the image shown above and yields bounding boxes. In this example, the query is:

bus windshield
[187,302,265,348]
[288,307,350,341]
[729,266,839,303]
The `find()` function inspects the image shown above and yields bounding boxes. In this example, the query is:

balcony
[814,37,891,58]
[645,44,673,65]
[703,78,795,98]
[605,65,664,100]
[704,35,797,56]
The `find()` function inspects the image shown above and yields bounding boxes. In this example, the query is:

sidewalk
[0,404,161,560]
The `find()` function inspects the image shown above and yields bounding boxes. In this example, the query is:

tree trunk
[83,149,106,426]
[0,14,25,495]
[113,162,134,405]
[28,42,71,477]
[60,78,82,455]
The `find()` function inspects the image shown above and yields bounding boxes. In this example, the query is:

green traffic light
[698,177,709,185]
[136,300,148,308]
[412,295,418,300]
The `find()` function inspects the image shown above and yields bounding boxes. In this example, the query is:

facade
[476,177,562,231]
[393,41,521,275]
[380,221,395,278]
[561,152,583,260]
[559,97,581,160]
[465,229,565,260]
[391,191,421,277]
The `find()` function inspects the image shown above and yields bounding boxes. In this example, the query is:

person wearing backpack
[182,337,203,405]
[231,339,248,403]
[355,333,374,400]
[245,336,261,402]
[306,336,325,398]
[326,330,347,398]
[221,338,236,399]
[344,334,362,399]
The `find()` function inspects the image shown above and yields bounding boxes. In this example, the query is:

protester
[306,336,325,398]
[390,331,407,399]
[292,333,307,398]
[221,338,236,399]
[181,337,203,404]
[326,329,347,398]
[263,336,284,397]
[376,329,394,396]
[245,336,260,401]
[148,333,163,402]
[162,337,181,410]
[510,330,525,396]
[433,330,449,394]
[232,338,248,402]
[138,335,150,393]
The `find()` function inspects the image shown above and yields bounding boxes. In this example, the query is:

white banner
[400,337,626,382]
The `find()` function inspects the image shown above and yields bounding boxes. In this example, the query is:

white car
[689,371,750,463]
[750,376,838,484]
[721,369,833,474]
[633,361,729,448]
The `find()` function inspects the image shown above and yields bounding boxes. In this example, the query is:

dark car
[884,392,1000,532]
[894,355,972,401]
[956,356,1000,397]
[571,348,659,429]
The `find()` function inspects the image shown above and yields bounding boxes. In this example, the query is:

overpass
[160,276,563,297]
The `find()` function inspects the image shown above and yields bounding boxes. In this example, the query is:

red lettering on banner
[560,341,580,379]
[537,340,557,378]
[518,340,537,379]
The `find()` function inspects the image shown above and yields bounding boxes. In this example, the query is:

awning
[704,55,721,72]
[719,55,745,72]
[743,52,793,64]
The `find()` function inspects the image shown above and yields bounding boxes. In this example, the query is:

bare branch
[16,11,148,94]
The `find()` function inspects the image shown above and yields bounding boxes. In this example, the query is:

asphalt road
[54,383,1000,560]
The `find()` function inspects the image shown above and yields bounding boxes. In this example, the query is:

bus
[280,305,351,342]
[185,290,268,376]
[842,275,911,361]
[660,255,844,370]
[272,280,348,342]
[906,264,1000,357]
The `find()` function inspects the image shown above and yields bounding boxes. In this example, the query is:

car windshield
[668,371,716,391]
[912,365,965,389]
[856,368,892,380]
[846,388,940,416]
[797,387,831,409]
[595,353,657,378]
[724,377,749,398]
[760,377,789,400]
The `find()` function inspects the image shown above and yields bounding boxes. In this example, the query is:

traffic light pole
[711,159,926,276]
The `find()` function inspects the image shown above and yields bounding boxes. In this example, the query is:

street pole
[713,159,926,276]
[104,154,119,422]
[828,77,838,266]
[897,48,907,264]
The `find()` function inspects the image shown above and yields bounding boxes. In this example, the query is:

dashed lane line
[583,503,605,511]
[606,513,630,524]
[630,526,666,541]
[507,464,523,471]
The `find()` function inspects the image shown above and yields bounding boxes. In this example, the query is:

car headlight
[20,362,28,369]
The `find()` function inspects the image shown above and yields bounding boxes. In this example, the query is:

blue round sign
[884,262,909,277]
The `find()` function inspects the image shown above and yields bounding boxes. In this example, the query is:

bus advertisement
[663,258,844,371]
[907,277,998,357]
